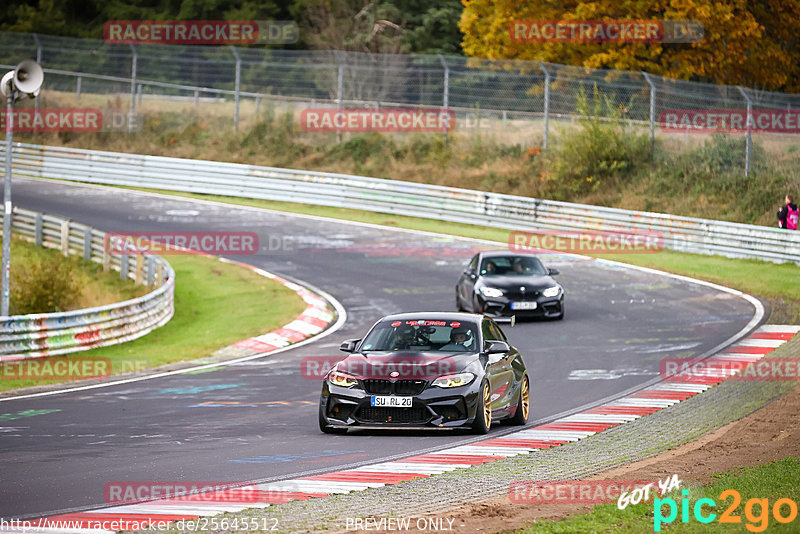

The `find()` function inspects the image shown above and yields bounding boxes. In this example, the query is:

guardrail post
[147,256,155,285]
[103,248,110,272]
[129,44,138,133]
[231,47,241,132]
[34,213,43,247]
[120,254,129,280]
[642,72,656,161]
[736,86,752,177]
[135,255,144,285]
[540,62,551,149]
[156,262,164,287]
[83,228,92,260]
[60,220,70,256]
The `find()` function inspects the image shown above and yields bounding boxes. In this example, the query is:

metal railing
[2,31,800,175]
[6,143,800,265]
[0,205,175,360]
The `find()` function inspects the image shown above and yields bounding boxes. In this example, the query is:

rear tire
[471,382,492,434]
[509,376,530,425]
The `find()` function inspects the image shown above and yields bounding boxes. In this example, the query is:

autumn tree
[459,0,800,92]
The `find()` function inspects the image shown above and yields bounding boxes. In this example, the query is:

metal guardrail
[5,142,800,265]
[0,205,175,360]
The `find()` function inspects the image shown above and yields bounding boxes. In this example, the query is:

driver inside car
[391,324,417,350]
[440,327,473,352]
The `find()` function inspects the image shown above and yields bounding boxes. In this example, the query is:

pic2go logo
[654,489,799,532]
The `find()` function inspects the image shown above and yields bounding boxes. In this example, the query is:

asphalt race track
[0,178,758,520]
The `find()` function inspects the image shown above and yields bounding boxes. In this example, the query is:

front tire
[319,405,347,434]
[509,375,530,425]
[472,381,492,434]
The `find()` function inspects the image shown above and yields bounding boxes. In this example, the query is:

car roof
[378,312,484,325]
[479,250,542,259]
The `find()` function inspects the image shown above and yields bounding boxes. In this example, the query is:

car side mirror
[548,268,559,276]
[484,340,510,354]
[339,339,361,353]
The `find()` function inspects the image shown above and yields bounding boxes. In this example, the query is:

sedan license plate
[511,301,538,310]
[370,396,412,408]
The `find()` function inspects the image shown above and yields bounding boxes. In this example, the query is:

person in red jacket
[777,194,799,229]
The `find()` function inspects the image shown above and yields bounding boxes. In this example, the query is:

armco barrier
[5,143,800,264]
[0,206,174,360]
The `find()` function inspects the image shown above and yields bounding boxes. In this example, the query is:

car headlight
[479,286,504,298]
[432,372,476,388]
[328,370,358,388]
[542,286,561,298]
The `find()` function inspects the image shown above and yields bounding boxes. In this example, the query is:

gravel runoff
[147,338,798,534]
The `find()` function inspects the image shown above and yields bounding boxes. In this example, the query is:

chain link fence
[2,30,800,176]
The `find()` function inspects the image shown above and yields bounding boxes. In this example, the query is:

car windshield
[361,320,479,352]
[480,256,547,276]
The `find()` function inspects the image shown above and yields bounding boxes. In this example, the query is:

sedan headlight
[432,372,476,388]
[479,286,504,298]
[328,370,358,388]
[542,286,561,298]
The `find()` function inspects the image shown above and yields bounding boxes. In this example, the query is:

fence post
[642,72,656,161]
[437,54,449,109]
[83,228,92,260]
[540,62,551,149]
[129,44,138,133]
[156,262,164,288]
[333,50,344,142]
[231,46,241,131]
[736,86,752,177]
[33,34,42,115]
[76,76,82,100]
[34,213,43,247]
[121,254,129,280]
[438,54,450,142]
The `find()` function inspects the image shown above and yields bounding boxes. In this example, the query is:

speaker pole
[2,89,13,316]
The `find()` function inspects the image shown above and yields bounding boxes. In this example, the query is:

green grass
[0,253,307,392]
[516,457,800,533]
[114,184,800,324]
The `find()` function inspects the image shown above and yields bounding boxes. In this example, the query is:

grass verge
[0,253,307,392]
[518,457,800,533]
[117,184,800,324]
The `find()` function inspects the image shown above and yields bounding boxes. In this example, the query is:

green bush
[10,244,84,315]
[548,86,650,197]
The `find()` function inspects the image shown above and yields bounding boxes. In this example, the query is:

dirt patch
[344,383,800,533]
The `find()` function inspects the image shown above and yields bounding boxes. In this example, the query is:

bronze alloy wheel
[519,377,529,420]
[482,382,492,429]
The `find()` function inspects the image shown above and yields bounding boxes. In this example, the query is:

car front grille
[363,380,427,395]
[503,289,540,299]
[356,406,430,424]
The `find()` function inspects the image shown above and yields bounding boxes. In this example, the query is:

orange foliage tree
[459,0,800,92]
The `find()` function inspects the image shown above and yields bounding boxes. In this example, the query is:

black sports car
[456,251,564,320]
[318,312,529,434]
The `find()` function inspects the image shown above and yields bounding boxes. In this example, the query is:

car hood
[336,351,478,381]
[478,275,556,291]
